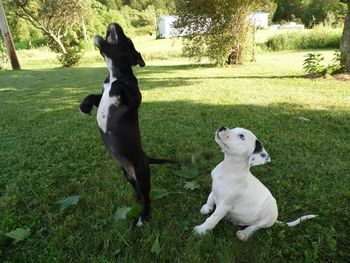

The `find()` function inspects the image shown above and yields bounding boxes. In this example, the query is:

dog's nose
[218,126,227,132]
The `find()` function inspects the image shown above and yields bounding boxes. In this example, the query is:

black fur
[80,23,173,224]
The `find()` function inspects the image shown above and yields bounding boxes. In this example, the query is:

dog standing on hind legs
[80,23,173,226]
[194,126,317,240]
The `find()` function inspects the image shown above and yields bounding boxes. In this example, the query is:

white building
[248,12,269,29]
[157,16,180,39]
[157,12,269,39]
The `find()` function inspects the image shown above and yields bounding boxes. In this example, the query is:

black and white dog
[80,23,173,225]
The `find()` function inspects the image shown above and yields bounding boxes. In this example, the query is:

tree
[0,0,20,70]
[4,0,91,58]
[340,0,350,71]
[273,0,346,27]
[175,0,270,65]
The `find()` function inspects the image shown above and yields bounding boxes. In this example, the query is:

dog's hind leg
[236,224,261,241]
[122,168,140,200]
[134,164,151,226]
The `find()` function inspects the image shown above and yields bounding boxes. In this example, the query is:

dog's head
[93,23,145,77]
[215,127,270,167]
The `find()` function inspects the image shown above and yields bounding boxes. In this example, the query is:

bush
[303,53,326,76]
[58,46,84,67]
[303,50,343,77]
[266,27,342,51]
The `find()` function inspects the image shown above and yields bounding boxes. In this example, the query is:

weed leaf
[174,166,199,179]
[184,181,200,191]
[126,204,143,220]
[115,207,132,221]
[5,228,31,243]
[54,195,80,211]
[151,234,161,255]
[150,188,169,200]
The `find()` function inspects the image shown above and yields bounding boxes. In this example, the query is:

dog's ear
[249,140,270,167]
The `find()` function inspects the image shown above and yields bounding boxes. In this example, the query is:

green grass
[265,27,342,51]
[0,47,349,262]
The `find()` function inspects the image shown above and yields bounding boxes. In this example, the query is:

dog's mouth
[216,131,231,151]
[106,26,118,44]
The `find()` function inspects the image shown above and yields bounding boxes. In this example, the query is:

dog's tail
[147,156,178,165]
[276,214,318,227]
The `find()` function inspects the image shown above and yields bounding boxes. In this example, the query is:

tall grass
[265,27,342,51]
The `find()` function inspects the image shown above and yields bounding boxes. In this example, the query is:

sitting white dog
[194,127,317,241]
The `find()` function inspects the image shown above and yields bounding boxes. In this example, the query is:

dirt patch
[333,73,350,81]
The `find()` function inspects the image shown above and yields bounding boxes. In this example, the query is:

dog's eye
[239,134,245,140]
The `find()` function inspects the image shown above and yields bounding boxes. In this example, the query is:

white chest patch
[97,79,120,133]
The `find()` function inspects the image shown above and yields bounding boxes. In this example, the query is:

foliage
[0,37,9,70]
[55,33,85,67]
[14,39,47,50]
[328,49,344,74]
[175,0,271,65]
[5,228,31,243]
[266,27,342,51]
[6,17,43,43]
[3,0,91,66]
[273,0,348,27]
[303,50,343,77]
[54,196,80,211]
[303,53,326,76]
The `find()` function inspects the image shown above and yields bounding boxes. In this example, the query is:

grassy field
[0,41,349,263]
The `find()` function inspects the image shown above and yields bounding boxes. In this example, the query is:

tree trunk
[49,33,67,54]
[82,18,87,41]
[0,0,21,70]
[340,3,350,72]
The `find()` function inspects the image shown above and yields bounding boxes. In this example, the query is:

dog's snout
[218,126,227,132]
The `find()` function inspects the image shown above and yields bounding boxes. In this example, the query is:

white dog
[194,127,317,241]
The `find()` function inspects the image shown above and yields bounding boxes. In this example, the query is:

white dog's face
[215,127,270,166]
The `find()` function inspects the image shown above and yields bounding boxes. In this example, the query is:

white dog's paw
[236,230,248,241]
[200,204,212,215]
[136,217,144,227]
[194,224,208,235]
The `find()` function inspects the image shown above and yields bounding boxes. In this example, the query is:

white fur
[97,56,119,133]
[194,127,317,240]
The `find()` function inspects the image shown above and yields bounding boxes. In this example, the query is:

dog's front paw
[194,224,208,235]
[200,204,213,215]
[79,102,93,116]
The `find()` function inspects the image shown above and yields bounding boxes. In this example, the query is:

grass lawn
[0,45,349,262]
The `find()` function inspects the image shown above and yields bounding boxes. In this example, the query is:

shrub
[303,53,326,76]
[266,27,342,51]
[58,45,84,67]
[303,50,343,77]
